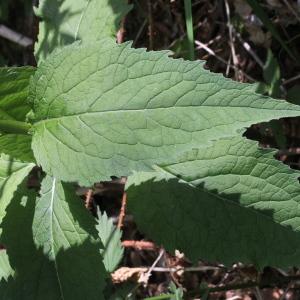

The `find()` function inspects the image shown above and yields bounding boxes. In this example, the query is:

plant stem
[183,0,195,60]
[0,120,31,135]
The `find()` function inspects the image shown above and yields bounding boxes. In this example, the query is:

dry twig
[117,191,127,229]
[122,240,157,251]
[0,25,32,47]
[85,189,93,209]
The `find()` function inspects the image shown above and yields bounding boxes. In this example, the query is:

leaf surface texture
[30,41,300,185]
[31,175,106,299]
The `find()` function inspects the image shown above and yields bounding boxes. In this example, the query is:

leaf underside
[30,40,300,186]
[127,136,300,268]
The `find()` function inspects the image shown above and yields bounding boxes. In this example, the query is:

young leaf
[0,67,35,162]
[126,137,300,268]
[96,210,124,273]
[0,182,106,300]
[30,41,300,185]
[32,175,106,299]
[35,0,131,63]
[0,154,34,226]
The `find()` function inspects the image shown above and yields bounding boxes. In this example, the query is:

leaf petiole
[0,120,31,135]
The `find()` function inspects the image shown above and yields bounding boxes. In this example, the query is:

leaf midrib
[49,178,65,300]
[33,104,300,126]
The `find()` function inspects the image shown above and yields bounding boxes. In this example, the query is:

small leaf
[30,41,300,185]
[0,67,35,162]
[96,209,124,273]
[35,0,132,63]
[31,175,106,299]
[127,137,300,268]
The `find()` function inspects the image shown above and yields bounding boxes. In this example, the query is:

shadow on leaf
[0,180,106,300]
[127,173,300,268]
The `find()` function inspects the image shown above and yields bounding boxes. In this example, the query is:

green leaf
[30,41,300,185]
[0,67,35,162]
[0,182,106,299]
[35,0,132,63]
[31,175,106,299]
[96,209,123,273]
[0,184,58,299]
[0,250,14,281]
[126,137,300,268]
[0,154,34,226]
[0,154,33,282]
[0,135,33,163]
[0,67,34,122]
[169,282,184,300]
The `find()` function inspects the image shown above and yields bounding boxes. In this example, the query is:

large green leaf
[0,154,34,225]
[35,0,131,63]
[96,210,123,273]
[126,137,300,268]
[30,40,300,185]
[0,67,35,162]
[31,175,106,299]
